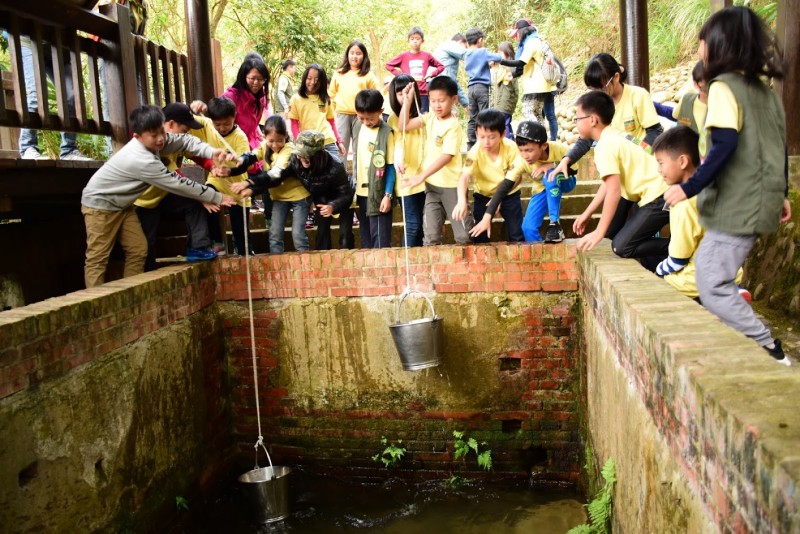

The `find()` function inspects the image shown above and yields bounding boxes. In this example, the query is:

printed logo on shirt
[372,150,386,168]
[464,157,474,167]
[368,142,375,153]
[623,119,636,132]
[435,135,444,147]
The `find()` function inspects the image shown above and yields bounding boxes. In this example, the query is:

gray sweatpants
[423,183,472,246]
[695,229,773,346]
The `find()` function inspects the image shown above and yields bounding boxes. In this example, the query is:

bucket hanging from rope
[234,197,292,523]
[388,86,444,371]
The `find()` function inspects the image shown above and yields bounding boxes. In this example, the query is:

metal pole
[619,0,650,91]
[184,0,215,102]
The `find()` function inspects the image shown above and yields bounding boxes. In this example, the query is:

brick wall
[580,246,800,533]
[0,265,230,533]
[216,244,581,482]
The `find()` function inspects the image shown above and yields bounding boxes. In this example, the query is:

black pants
[357,196,393,249]
[315,206,354,250]
[606,196,669,271]
[135,194,211,271]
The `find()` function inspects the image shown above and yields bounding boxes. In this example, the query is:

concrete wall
[216,244,582,481]
[579,246,800,533]
[0,266,230,533]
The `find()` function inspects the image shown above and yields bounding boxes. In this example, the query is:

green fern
[568,457,616,534]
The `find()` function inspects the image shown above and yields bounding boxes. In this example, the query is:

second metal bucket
[389,290,443,371]
[238,465,292,523]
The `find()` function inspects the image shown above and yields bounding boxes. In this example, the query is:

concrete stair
[155,163,604,257]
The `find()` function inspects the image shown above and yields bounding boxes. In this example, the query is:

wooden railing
[0,0,192,153]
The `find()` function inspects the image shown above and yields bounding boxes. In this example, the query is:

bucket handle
[395,289,437,324]
[253,438,274,479]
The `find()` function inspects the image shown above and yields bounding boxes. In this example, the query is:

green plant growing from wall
[372,436,406,468]
[175,495,189,511]
[453,430,493,471]
[568,457,616,534]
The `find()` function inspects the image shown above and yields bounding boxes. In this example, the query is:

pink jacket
[221,85,267,172]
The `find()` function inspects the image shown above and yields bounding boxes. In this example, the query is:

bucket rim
[238,465,292,484]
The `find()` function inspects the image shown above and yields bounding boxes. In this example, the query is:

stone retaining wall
[216,244,582,481]
[580,245,800,533]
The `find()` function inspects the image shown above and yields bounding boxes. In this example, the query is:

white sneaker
[60,150,92,161]
[21,147,48,160]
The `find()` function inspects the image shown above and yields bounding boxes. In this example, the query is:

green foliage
[175,495,189,511]
[372,436,406,468]
[568,457,616,534]
[447,474,468,487]
[452,430,492,471]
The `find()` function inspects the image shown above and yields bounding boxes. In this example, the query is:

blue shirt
[464,48,503,87]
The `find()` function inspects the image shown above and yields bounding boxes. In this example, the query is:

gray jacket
[81,133,222,211]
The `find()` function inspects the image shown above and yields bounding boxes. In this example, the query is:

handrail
[0,1,193,152]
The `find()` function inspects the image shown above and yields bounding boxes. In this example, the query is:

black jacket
[248,153,354,214]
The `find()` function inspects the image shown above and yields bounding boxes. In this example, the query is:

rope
[397,88,422,295]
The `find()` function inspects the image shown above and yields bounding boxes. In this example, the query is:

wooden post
[619,0,650,91]
[103,3,139,151]
[185,0,214,102]
[709,0,732,14]
[776,0,800,155]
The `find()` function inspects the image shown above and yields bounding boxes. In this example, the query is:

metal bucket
[389,290,443,371]
[238,465,292,523]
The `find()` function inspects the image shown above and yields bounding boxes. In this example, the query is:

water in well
[172,467,587,533]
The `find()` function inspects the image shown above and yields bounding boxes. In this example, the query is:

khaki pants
[422,184,472,246]
[82,205,148,288]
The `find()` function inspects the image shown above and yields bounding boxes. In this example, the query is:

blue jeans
[356,196,393,249]
[473,191,524,243]
[503,113,514,140]
[18,38,79,156]
[399,191,425,247]
[522,170,576,241]
[270,198,311,253]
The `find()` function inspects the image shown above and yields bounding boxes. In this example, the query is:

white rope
[397,88,422,294]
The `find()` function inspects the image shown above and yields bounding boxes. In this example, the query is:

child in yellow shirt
[573,91,669,270]
[477,121,577,243]
[652,125,747,300]
[399,76,471,245]
[453,109,523,243]
[330,41,379,155]
[388,74,426,247]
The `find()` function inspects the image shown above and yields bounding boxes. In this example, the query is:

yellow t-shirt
[519,36,555,95]
[610,84,660,143]
[198,118,251,206]
[701,80,742,160]
[463,138,521,197]
[505,141,570,196]
[330,70,379,115]
[594,127,667,206]
[663,196,742,297]
[288,94,336,145]
[355,125,395,197]
[421,112,462,189]
[671,93,708,133]
[388,113,425,197]
[258,143,309,202]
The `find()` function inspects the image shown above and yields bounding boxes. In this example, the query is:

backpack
[539,39,568,94]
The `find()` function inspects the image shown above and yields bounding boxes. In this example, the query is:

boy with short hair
[453,109,523,243]
[463,28,504,150]
[399,75,472,245]
[573,90,669,269]
[81,105,236,288]
[134,102,224,270]
[273,59,296,119]
[652,126,749,302]
[352,89,396,249]
[479,121,577,242]
[386,26,445,113]
[195,96,253,255]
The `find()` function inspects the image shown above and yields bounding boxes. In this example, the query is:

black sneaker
[544,221,565,243]
[764,339,791,367]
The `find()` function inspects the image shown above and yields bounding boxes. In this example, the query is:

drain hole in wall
[522,446,548,470]
[499,358,521,372]
[95,458,108,483]
[18,461,38,487]
[501,419,522,433]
